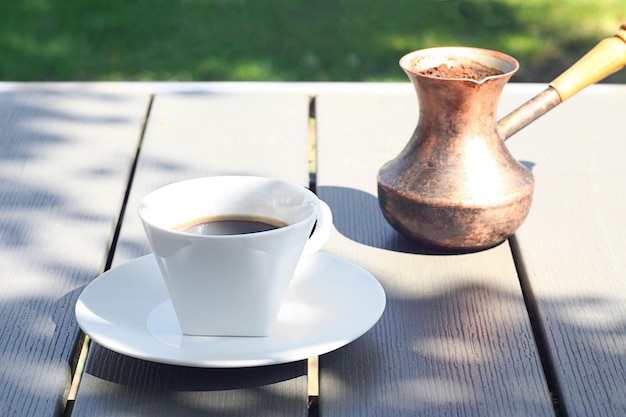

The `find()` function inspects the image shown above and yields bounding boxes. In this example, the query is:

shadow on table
[317,185,499,255]
[85,343,306,390]
[74,343,307,416]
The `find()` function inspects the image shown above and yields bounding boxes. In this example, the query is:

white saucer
[75,252,386,367]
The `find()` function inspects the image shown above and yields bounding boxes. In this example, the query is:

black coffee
[176,215,288,236]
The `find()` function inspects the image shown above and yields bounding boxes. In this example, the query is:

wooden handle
[550,21,626,101]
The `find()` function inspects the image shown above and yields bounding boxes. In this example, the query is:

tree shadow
[0,90,150,416]
[320,282,550,415]
[319,278,626,416]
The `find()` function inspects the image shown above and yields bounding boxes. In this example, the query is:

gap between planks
[307,95,320,417]
[308,95,318,193]
[509,235,569,417]
[62,94,154,416]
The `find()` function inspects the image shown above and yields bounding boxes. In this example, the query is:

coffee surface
[176,215,288,235]
[418,63,503,81]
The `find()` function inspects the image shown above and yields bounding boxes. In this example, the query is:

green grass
[1,0,625,83]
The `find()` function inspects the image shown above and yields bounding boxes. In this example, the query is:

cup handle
[302,200,333,256]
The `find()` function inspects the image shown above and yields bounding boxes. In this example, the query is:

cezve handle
[499,21,626,140]
[551,21,626,100]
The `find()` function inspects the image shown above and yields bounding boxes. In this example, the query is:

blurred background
[1,0,625,83]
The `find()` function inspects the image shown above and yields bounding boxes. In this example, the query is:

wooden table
[1,82,625,417]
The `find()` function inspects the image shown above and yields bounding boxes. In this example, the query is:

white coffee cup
[138,176,332,337]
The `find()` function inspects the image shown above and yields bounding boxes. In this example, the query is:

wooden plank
[114,91,312,266]
[314,90,555,416]
[505,84,626,417]
[72,92,312,417]
[0,91,150,417]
